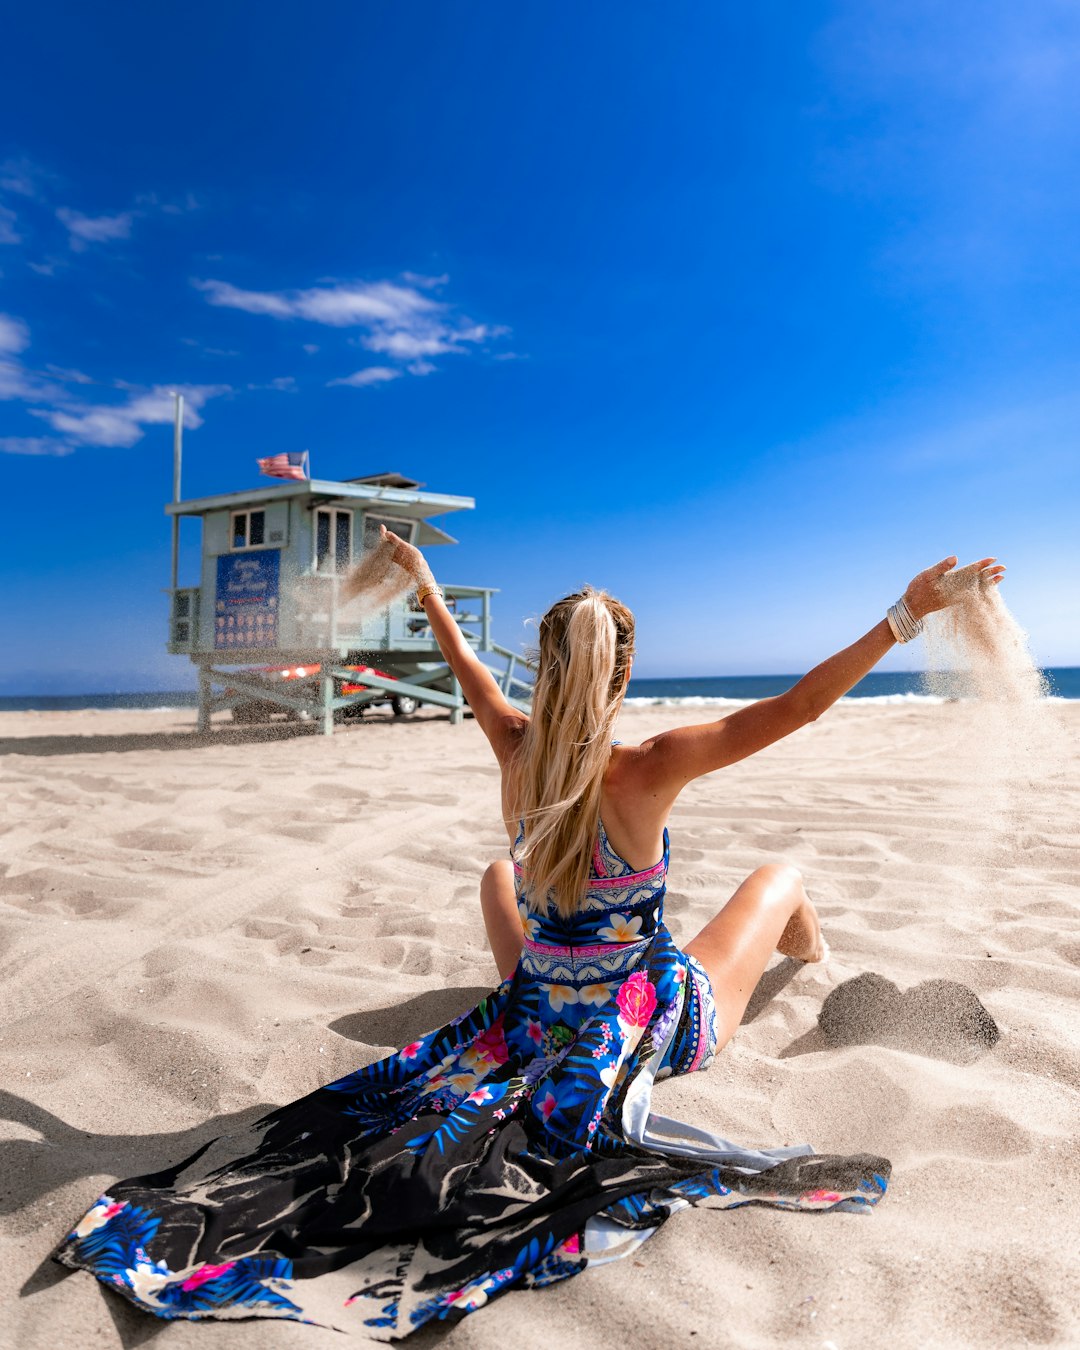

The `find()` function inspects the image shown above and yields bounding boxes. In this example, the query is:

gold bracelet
[415,582,443,605]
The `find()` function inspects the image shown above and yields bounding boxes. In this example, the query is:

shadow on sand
[329,984,495,1046]
[779,971,1001,1065]
[0,711,455,758]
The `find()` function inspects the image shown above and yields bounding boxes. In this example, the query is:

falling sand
[336,534,416,620]
[920,582,1068,899]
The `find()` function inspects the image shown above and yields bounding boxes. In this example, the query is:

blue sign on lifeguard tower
[215,550,281,651]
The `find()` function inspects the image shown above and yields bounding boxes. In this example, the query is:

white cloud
[0,308,230,452]
[32,383,229,447]
[0,158,50,199]
[0,206,19,245]
[302,343,319,354]
[0,313,29,354]
[195,277,436,327]
[327,366,401,388]
[44,364,93,384]
[0,435,73,457]
[194,274,509,380]
[402,271,450,288]
[57,207,135,250]
[246,376,297,392]
[362,329,454,359]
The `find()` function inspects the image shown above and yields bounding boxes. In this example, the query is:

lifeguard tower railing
[170,575,536,733]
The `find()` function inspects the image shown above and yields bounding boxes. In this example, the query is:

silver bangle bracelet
[887,597,923,644]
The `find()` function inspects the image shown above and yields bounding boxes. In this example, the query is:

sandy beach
[2,700,1078,1350]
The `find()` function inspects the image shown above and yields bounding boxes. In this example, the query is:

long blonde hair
[511,586,635,917]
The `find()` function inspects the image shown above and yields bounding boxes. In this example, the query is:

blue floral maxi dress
[55,822,889,1337]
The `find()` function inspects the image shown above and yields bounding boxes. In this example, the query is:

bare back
[498,727,673,874]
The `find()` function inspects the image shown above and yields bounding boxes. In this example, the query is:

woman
[56,541,1004,1338]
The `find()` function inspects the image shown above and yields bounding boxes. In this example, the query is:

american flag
[257,451,309,481]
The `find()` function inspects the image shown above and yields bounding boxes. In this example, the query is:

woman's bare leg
[683,862,824,1052]
[480,860,523,981]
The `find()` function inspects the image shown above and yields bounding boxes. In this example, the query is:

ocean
[1,668,1077,712]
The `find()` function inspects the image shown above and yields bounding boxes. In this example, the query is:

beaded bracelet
[415,582,444,605]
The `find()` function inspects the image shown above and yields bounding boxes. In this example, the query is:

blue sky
[1,2,1078,691]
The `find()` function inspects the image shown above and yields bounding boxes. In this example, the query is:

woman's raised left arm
[377,528,526,761]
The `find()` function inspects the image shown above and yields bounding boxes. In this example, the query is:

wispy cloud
[247,376,297,392]
[327,366,401,388]
[32,383,229,448]
[0,313,30,354]
[195,277,437,325]
[402,271,450,288]
[56,207,136,251]
[0,206,19,245]
[0,157,53,200]
[195,274,508,386]
[0,309,231,452]
[0,435,74,457]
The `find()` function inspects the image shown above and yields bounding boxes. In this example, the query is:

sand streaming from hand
[920,584,1066,891]
[337,536,416,620]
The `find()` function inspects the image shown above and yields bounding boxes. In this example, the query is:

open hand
[379,524,435,589]
[903,556,1006,621]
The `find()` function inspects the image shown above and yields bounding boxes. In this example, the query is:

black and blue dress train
[56,821,889,1338]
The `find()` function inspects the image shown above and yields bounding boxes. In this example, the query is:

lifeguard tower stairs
[166,471,534,733]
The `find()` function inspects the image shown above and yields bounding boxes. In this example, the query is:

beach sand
[2,701,1078,1349]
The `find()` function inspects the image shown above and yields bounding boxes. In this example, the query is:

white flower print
[543,984,580,1013]
[517,902,540,941]
[578,983,614,1006]
[597,913,642,943]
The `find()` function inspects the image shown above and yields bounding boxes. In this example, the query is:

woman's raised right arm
[634,555,1005,794]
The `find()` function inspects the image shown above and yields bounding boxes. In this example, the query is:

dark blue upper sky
[2,2,1078,690]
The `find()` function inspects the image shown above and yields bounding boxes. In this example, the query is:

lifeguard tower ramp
[166,471,534,733]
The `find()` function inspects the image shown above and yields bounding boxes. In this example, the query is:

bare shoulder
[604,740,677,800]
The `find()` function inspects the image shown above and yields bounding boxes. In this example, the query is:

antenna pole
[170,392,184,591]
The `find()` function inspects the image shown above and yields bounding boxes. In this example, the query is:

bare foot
[777,896,827,963]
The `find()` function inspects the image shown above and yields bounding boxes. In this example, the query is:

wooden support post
[320,673,335,736]
[196,665,212,733]
[449,673,464,726]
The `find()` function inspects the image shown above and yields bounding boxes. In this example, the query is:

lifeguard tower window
[231,510,266,550]
[363,515,417,548]
[316,508,353,572]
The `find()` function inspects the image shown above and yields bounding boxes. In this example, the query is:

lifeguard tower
[165,469,534,733]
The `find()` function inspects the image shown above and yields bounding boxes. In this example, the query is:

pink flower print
[537,1091,557,1122]
[474,1017,509,1066]
[399,1041,423,1061]
[466,1086,492,1105]
[526,1017,543,1046]
[181,1262,236,1292]
[615,971,657,1029]
[561,1233,581,1255]
[803,1189,843,1205]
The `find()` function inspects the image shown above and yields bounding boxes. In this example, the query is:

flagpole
[170,392,184,591]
